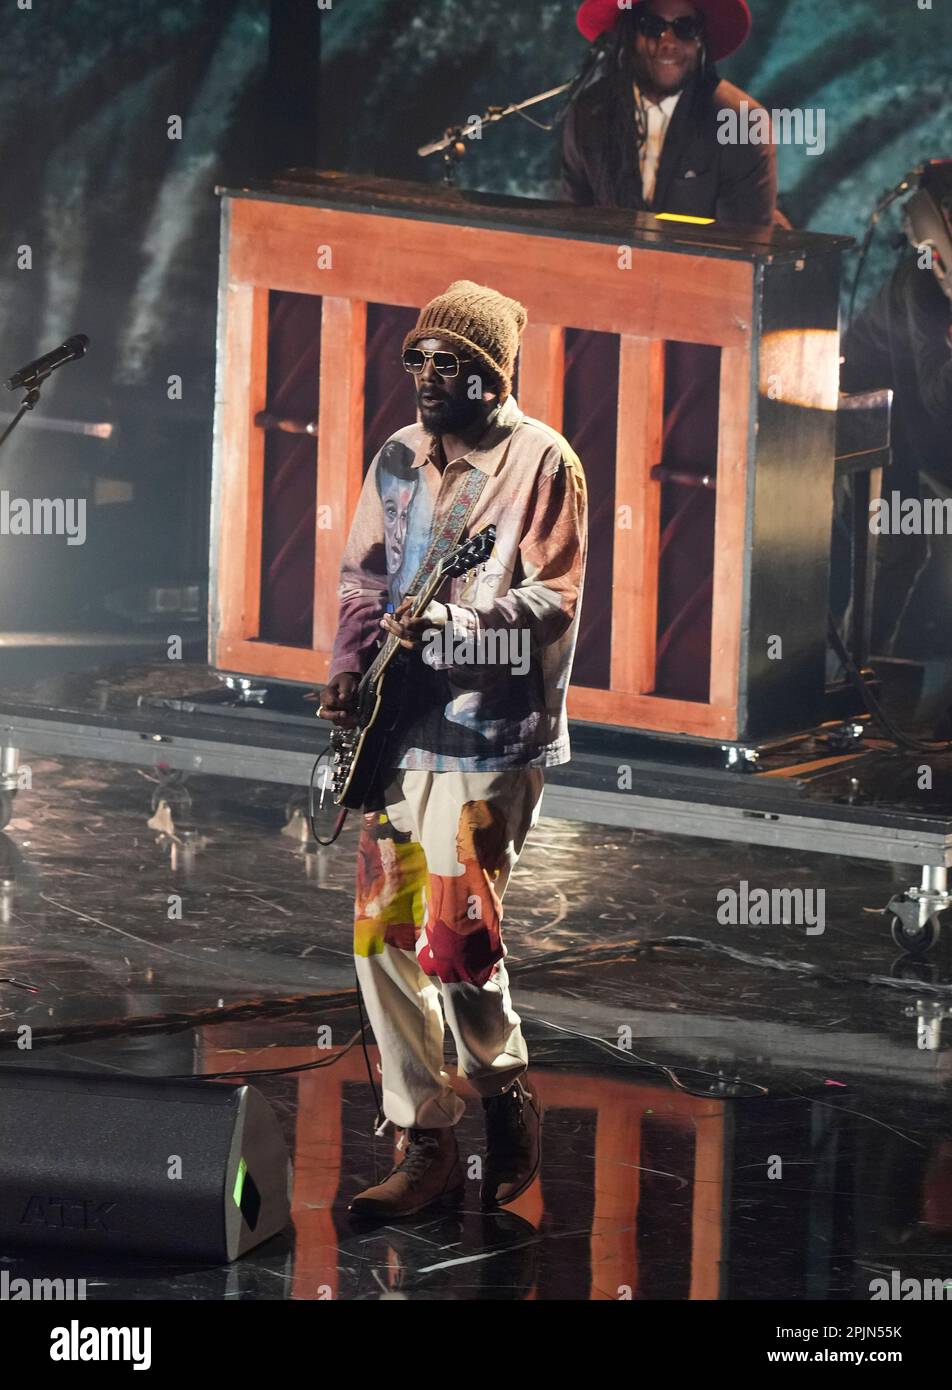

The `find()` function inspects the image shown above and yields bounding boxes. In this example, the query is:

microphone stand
[417,40,608,186]
[847,164,924,331]
[0,381,45,456]
[419,84,573,186]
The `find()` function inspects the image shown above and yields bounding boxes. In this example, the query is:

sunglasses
[634,11,705,42]
[402,348,473,378]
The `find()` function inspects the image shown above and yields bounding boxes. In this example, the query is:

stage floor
[2,737,952,1300]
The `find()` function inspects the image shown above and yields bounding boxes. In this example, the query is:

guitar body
[331,653,410,810]
[322,524,497,816]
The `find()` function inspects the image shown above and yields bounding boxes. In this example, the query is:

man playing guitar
[319,280,587,1218]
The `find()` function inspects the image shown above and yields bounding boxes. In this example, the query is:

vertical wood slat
[216,284,269,647]
[518,322,565,431]
[612,336,665,693]
[535,1072,725,1298]
[290,1058,347,1302]
[689,1107,726,1300]
[708,345,750,713]
[591,1089,642,1300]
[313,297,367,655]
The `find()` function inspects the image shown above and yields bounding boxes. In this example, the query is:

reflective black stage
[2,724,952,1299]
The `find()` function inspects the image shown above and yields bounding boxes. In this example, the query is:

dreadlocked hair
[589,7,718,209]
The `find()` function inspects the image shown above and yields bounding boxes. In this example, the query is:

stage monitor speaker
[0,1068,292,1262]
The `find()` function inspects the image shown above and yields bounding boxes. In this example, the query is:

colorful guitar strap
[402,465,489,604]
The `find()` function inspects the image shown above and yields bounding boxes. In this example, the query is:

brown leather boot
[481,1077,543,1209]
[349,1127,464,1219]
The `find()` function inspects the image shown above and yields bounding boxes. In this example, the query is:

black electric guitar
[314,524,496,832]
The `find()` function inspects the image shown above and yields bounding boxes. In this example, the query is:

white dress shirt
[633,85,682,206]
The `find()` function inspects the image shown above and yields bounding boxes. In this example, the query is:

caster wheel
[890,953,939,983]
[888,898,940,954]
[0,791,12,830]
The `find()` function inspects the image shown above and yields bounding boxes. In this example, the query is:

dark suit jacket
[560,70,778,227]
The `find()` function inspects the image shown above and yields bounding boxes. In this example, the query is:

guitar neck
[360,564,446,693]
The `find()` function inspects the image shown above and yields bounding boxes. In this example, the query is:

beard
[418,391,487,436]
[633,45,697,98]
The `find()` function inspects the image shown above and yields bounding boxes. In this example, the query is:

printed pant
[354,767,545,1129]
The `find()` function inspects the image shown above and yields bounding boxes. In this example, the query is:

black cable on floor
[511,930,952,997]
[657,935,952,997]
[828,611,952,753]
[353,966,384,1131]
[527,1014,770,1098]
[171,1028,363,1082]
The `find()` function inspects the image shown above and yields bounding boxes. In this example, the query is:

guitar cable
[308,742,349,847]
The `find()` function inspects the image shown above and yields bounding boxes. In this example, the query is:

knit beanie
[403,280,528,399]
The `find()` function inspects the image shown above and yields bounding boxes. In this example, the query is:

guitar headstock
[439,524,496,579]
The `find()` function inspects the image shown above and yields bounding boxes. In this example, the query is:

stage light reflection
[758,329,840,410]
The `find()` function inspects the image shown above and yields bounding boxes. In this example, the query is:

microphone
[873,164,925,216]
[4,334,90,391]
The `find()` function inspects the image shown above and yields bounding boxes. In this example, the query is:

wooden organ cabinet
[210,171,852,743]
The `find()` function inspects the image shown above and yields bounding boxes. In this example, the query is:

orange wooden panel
[214,283,269,652]
[227,198,754,350]
[613,337,664,694]
[506,1169,545,1232]
[291,1062,345,1301]
[689,1106,727,1300]
[567,684,737,740]
[708,345,750,711]
[314,297,367,653]
[214,194,759,735]
[538,1073,727,1300]
[217,637,329,685]
[519,322,565,431]
[591,1095,642,1300]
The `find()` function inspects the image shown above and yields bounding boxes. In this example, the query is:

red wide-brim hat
[576,0,752,61]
